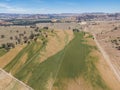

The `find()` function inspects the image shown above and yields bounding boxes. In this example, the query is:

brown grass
[81,34,120,90]
[52,78,93,90]
[96,52,120,90]
[85,21,120,89]
[39,30,74,63]
[0,44,26,68]
[10,53,28,74]
[87,35,120,90]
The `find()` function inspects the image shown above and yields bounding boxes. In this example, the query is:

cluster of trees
[0,32,40,51]
[11,19,52,26]
[43,27,49,30]
[1,43,15,51]
[116,46,120,50]
[0,25,50,51]
[111,37,120,50]
[73,29,80,32]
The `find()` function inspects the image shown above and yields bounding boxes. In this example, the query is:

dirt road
[93,34,120,82]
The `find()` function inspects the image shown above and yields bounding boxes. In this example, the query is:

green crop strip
[4,31,109,90]
[0,48,7,57]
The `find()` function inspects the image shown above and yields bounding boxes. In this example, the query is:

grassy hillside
[4,31,109,90]
[53,32,109,90]
[4,34,47,72]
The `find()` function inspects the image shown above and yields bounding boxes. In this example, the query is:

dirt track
[93,34,120,82]
[0,68,33,90]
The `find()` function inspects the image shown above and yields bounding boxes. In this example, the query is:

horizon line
[0,12,120,15]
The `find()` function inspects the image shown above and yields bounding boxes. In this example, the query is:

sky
[0,0,120,14]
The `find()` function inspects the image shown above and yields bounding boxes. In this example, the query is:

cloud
[0,3,10,9]
[0,3,57,14]
[0,3,64,14]
[0,3,28,13]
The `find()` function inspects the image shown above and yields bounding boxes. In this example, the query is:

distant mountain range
[0,13,120,26]
[0,13,120,20]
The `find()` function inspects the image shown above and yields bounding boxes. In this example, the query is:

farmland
[0,0,120,89]
[85,21,120,82]
[0,48,7,57]
[52,32,109,90]
[1,29,112,90]
[0,69,33,90]
[0,22,120,90]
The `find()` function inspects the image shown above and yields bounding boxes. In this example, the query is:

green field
[4,31,109,90]
[0,48,7,57]
[53,32,109,90]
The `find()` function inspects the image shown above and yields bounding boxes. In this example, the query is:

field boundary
[0,68,33,90]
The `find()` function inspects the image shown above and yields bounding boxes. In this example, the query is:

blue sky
[0,0,120,14]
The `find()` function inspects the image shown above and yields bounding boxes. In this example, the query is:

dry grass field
[84,21,120,85]
[0,69,33,90]
[36,22,81,30]
[0,26,34,46]
[0,44,26,68]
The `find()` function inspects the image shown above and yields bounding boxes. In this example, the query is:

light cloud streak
[0,3,55,14]
[0,3,29,13]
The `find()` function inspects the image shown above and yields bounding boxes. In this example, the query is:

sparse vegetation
[111,38,120,50]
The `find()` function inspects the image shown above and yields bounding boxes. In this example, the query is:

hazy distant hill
[0,13,120,20]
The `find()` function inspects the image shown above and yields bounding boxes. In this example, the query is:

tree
[17,38,21,44]
[118,46,120,50]
[30,24,36,28]
[24,31,26,34]
[113,27,118,30]
[1,35,5,38]
[34,37,37,42]
[15,36,18,40]
[10,36,13,40]
[35,27,39,32]
[29,33,35,39]
[7,43,15,48]
[43,27,48,30]
[73,29,79,32]
[1,44,6,48]
[23,36,28,43]
[16,30,19,33]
